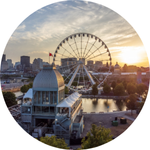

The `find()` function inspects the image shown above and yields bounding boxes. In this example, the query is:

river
[82,98,126,113]
[13,91,126,113]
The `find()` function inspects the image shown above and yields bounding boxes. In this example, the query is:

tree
[126,94,137,115]
[40,136,69,149]
[3,92,17,107]
[103,84,111,95]
[111,81,116,90]
[92,84,98,96]
[65,86,69,94]
[136,83,147,96]
[81,124,112,149]
[27,82,33,89]
[20,85,28,94]
[114,83,125,96]
[127,83,136,95]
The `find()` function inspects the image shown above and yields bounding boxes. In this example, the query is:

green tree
[126,94,137,115]
[40,136,69,149]
[111,81,116,90]
[92,84,98,96]
[114,83,125,96]
[3,92,17,107]
[65,86,69,94]
[81,124,112,149]
[136,83,147,96]
[127,83,137,95]
[20,85,28,94]
[27,82,33,89]
[103,84,111,95]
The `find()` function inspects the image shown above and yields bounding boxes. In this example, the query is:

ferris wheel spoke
[61,45,77,58]
[77,71,80,90]
[53,33,112,92]
[66,40,80,59]
[83,36,90,58]
[57,63,77,75]
[86,51,108,61]
[80,36,82,58]
[82,66,86,89]
[84,40,97,58]
[64,64,79,82]
[73,36,81,58]
[67,65,81,88]
[91,74,101,84]
[85,44,103,60]
[83,65,95,85]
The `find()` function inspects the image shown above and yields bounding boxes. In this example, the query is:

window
[38,91,40,104]
[54,91,57,104]
[50,92,53,104]
[42,91,46,104]
[46,91,49,104]
[42,107,49,113]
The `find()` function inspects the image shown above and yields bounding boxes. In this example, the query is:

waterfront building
[21,64,83,145]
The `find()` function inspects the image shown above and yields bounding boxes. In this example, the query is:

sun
[119,48,140,65]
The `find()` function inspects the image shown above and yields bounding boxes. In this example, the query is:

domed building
[113,62,121,75]
[21,64,83,145]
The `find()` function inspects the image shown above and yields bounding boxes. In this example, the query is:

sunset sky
[3,0,149,67]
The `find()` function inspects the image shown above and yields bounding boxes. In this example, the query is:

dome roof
[114,62,120,68]
[33,65,64,89]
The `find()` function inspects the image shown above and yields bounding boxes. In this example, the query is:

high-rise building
[61,57,77,66]
[7,59,13,68]
[87,60,93,70]
[2,54,6,62]
[37,58,43,69]
[21,56,30,69]
[32,59,40,71]
[1,61,8,71]
[1,54,8,71]
[94,61,103,70]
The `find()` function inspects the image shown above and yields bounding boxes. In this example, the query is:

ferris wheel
[53,33,112,92]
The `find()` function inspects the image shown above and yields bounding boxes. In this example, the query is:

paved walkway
[123,115,135,121]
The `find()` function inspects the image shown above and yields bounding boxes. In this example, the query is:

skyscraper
[2,54,6,62]
[21,56,30,69]
[7,59,13,68]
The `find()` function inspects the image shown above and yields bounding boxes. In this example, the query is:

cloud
[28,50,48,55]
[4,0,148,66]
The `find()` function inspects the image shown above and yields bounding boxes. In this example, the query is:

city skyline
[3,0,149,67]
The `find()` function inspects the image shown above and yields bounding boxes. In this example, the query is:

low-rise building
[21,64,83,145]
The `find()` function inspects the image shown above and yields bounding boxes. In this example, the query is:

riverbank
[66,94,128,100]
[2,87,21,92]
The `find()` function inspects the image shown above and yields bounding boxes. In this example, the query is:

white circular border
[0,0,150,150]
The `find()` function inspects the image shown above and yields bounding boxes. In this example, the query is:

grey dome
[33,66,64,89]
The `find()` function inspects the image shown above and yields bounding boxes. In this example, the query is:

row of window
[33,91,57,104]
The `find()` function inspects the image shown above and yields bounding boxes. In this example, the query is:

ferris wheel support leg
[67,64,80,88]
[83,65,95,85]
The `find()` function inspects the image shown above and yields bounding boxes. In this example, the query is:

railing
[33,111,55,115]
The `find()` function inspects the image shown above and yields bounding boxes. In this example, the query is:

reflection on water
[82,98,126,113]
